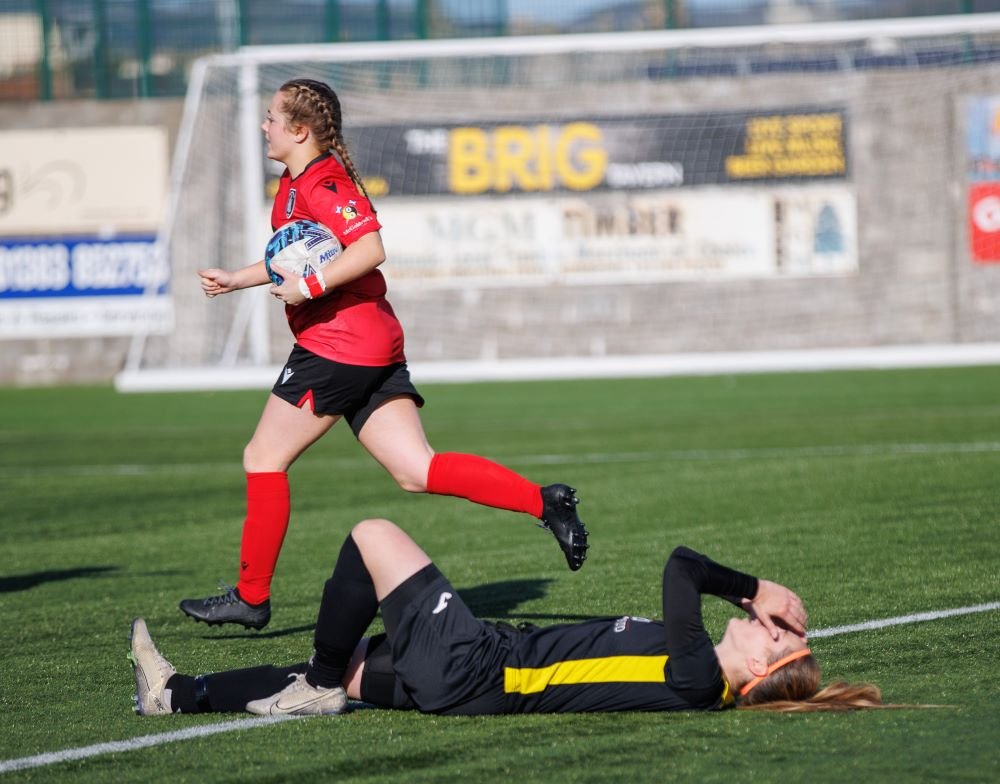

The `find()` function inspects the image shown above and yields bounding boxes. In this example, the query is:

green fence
[0,0,990,102]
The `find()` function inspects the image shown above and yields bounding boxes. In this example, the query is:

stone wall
[3,61,1000,386]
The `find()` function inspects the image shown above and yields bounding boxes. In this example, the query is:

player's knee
[393,472,428,493]
[352,518,398,543]
[241,442,256,472]
[243,441,284,473]
[377,461,428,493]
[242,441,264,472]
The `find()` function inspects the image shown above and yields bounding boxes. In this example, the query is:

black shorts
[362,565,514,715]
[270,344,425,437]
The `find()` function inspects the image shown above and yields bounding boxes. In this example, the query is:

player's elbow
[663,545,702,581]
[668,545,699,563]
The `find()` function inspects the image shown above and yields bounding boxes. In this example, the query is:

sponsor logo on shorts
[282,367,294,384]
[432,591,452,615]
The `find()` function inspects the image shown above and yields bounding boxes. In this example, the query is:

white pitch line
[3,441,1000,478]
[808,601,1000,638]
[0,716,297,774]
[1,601,997,774]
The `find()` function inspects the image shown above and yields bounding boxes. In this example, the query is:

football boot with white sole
[245,673,347,716]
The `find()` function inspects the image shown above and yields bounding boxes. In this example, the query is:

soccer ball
[264,220,342,285]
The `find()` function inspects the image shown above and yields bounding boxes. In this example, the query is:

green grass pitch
[1,367,998,782]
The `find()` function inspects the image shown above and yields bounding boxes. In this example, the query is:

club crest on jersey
[336,200,358,222]
[284,188,297,218]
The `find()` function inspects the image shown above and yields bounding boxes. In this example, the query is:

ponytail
[738,649,924,712]
[740,680,887,712]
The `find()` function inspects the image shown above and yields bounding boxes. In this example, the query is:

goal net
[117,14,1000,391]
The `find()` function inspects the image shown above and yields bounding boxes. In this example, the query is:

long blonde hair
[738,650,886,712]
[278,78,373,207]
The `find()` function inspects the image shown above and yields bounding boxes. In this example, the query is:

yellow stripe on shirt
[504,655,669,695]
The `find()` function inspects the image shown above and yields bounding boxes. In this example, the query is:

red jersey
[270,153,405,366]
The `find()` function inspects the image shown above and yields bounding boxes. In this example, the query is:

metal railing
[0,0,987,102]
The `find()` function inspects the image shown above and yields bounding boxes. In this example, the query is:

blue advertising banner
[0,235,172,337]
[0,235,167,299]
[967,96,1000,182]
[0,125,171,338]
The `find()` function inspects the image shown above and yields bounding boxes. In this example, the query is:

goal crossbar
[223,12,1000,66]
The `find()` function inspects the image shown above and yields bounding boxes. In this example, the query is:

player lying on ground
[132,518,885,716]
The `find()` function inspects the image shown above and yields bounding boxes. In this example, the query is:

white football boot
[129,617,176,716]
[246,673,346,716]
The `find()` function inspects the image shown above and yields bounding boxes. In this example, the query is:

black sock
[167,665,308,713]
[308,533,379,689]
[165,674,198,713]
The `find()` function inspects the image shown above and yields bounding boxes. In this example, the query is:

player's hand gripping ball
[264,220,342,285]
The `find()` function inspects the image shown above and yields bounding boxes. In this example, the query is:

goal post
[116,14,1000,392]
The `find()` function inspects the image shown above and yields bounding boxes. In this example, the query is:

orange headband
[739,648,812,697]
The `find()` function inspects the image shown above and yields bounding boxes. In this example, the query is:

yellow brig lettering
[493,125,537,192]
[556,122,606,191]
[449,127,491,194]
[450,122,606,193]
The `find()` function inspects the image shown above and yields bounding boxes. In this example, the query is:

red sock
[236,472,290,605]
[426,453,543,518]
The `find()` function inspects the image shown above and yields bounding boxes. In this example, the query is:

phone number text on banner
[0,236,173,338]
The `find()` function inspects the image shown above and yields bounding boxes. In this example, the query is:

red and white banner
[969,184,1000,263]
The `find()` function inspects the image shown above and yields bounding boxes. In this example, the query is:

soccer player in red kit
[184,79,588,629]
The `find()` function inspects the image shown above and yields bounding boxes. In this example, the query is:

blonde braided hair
[278,78,374,208]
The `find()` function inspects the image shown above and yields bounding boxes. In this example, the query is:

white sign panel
[0,295,173,338]
[0,126,168,236]
[376,186,856,286]
[0,126,172,338]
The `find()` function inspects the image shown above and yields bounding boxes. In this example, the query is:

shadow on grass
[205,577,596,640]
[459,579,596,622]
[0,565,119,593]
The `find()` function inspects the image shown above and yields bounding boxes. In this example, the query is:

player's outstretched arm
[198,261,270,297]
[739,579,808,640]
